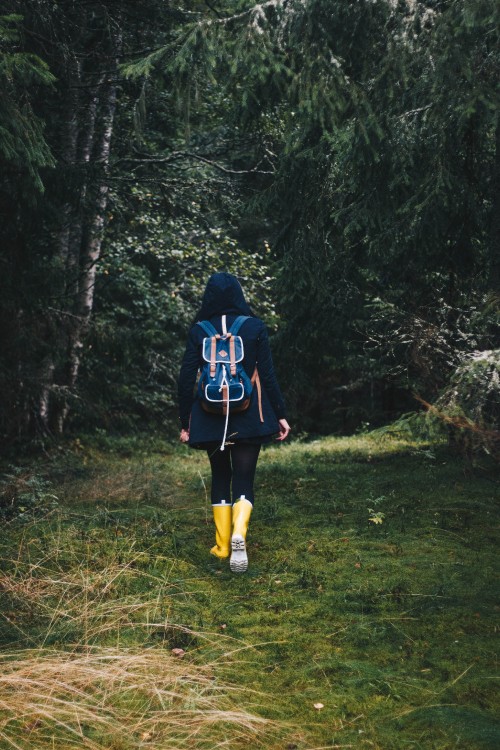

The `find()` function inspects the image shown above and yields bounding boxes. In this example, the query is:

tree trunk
[35,59,82,435]
[30,14,121,435]
[66,73,106,299]
[491,118,500,288]
[52,59,120,433]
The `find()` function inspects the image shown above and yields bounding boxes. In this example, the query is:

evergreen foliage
[137,0,499,434]
[0,13,55,192]
[0,0,498,444]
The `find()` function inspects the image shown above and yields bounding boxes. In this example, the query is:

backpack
[196,315,262,449]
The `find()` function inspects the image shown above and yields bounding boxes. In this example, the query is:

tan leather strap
[221,385,228,413]
[229,335,236,376]
[251,368,264,423]
[210,336,216,378]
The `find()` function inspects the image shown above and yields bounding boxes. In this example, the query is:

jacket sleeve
[256,324,287,419]
[178,327,201,430]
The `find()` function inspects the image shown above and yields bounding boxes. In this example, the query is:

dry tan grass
[0,554,224,651]
[1,560,159,644]
[0,540,284,749]
[0,646,274,750]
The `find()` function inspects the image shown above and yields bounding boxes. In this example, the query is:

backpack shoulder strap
[229,315,249,336]
[197,320,218,377]
[197,320,218,337]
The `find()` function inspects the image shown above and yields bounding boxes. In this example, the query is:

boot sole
[230,534,248,573]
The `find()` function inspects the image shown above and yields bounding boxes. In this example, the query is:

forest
[0,2,499,750]
[0,0,498,447]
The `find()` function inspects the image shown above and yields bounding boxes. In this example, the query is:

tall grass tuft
[0,646,274,750]
[0,519,284,749]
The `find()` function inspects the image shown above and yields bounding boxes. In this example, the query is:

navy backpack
[196,315,262,449]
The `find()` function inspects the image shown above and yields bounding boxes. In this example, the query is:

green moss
[0,433,498,749]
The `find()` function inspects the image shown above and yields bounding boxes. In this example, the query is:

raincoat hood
[196,272,254,320]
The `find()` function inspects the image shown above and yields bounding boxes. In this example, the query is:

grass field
[0,431,498,749]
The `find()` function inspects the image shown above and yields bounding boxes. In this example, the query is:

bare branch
[207,0,285,26]
[397,104,433,120]
[118,150,275,175]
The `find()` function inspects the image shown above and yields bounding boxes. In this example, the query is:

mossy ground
[1,432,498,749]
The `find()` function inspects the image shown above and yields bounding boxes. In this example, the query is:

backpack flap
[201,335,244,365]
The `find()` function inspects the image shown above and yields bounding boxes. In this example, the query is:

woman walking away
[178,272,291,573]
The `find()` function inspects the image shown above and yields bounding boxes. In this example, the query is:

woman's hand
[180,429,190,443]
[276,418,291,442]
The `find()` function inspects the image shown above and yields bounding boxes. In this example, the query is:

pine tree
[138,0,499,429]
[0,1,171,439]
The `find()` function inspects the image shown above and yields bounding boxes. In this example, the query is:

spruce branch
[204,0,223,19]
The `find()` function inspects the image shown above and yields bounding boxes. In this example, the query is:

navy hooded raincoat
[178,273,286,448]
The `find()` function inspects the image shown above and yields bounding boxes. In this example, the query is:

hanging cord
[220,364,230,451]
[220,314,230,450]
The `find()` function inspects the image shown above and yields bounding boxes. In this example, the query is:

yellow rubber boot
[230,497,253,573]
[210,503,232,559]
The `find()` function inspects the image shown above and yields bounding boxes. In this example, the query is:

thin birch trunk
[66,74,105,298]
[54,61,119,432]
[492,119,500,287]
[78,77,117,322]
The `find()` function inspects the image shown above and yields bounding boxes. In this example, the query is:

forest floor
[0,431,498,750]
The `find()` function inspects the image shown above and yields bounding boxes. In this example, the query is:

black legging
[207,443,261,505]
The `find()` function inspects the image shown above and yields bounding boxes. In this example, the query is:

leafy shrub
[73,190,276,434]
[0,468,59,522]
[433,349,500,460]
